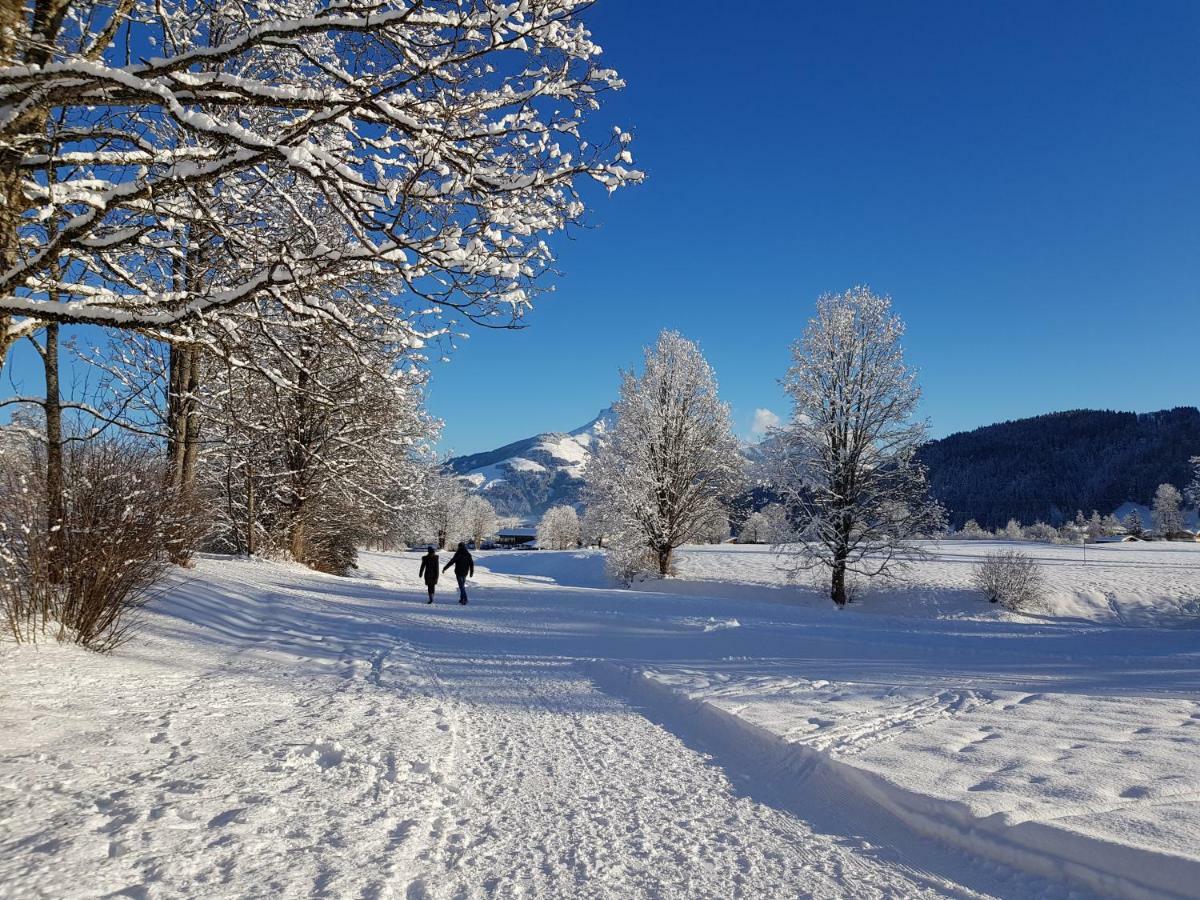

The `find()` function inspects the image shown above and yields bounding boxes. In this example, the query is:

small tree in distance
[538,506,581,551]
[773,287,945,606]
[462,496,499,551]
[1152,484,1185,537]
[1123,509,1146,539]
[739,512,770,544]
[959,519,990,540]
[424,474,469,550]
[1002,519,1024,540]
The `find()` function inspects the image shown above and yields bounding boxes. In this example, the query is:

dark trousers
[425,580,436,601]
[455,573,468,603]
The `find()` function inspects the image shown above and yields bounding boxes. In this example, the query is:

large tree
[586,330,743,579]
[0,0,641,371]
[774,287,944,606]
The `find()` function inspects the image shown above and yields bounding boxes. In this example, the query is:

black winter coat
[418,553,439,584]
[443,547,474,578]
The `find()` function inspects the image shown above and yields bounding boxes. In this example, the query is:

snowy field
[3,541,1199,898]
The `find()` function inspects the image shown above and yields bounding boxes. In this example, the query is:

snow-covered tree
[1023,521,1059,544]
[1002,518,1024,540]
[1152,484,1185,536]
[423,474,470,550]
[959,519,990,540]
[738,512,770,544]
[586,331,743,579]
[1086,511,1105,541]
[581,503,618,549]
[1188,457,1200,511]
[692,506,731,545]
[1123,509,1146,538]
[773,287,944,606]
[739,504,788,544]
[1101,513,1124,536]
[462,496,498,552]
[537,505,580,551]
[0,0,642,375]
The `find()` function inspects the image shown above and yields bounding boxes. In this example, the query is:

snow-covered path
[397,651,963,899]
[5,544,1199,898]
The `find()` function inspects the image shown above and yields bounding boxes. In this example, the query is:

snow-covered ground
[3,541,1199,898]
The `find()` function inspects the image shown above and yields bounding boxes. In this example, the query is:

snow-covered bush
[958,519,991,540]
[1,440,205,651]
[538,506,581,551]
[973,550,1046,612]
[1023,521,1060,544]
[1001,519,1024,540]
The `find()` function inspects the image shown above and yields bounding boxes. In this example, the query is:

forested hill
[918,407,1200,529]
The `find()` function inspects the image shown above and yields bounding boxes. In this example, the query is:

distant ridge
[918,407,1200,528]
[450,406,1200,529]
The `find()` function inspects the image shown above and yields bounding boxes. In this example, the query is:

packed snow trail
[9,544,1199,897]
[388,651,966,899]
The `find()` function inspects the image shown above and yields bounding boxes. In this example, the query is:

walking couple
[418,543,473,605]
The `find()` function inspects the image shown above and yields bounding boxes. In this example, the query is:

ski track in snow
[5,543,1200,898]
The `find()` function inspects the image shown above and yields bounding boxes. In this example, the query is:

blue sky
[4,2,1197,456]
[425,0,1200,456]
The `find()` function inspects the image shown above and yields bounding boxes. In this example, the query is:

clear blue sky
[427,0,1200,456]
[3,2,1196,455]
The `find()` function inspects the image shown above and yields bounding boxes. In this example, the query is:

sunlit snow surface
[3,541,1198,898]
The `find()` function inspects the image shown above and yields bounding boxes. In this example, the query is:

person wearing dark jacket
[443,542,474,605]
[418,547,439,603]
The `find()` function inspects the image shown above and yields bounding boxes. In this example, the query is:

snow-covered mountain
[446,408,616,520]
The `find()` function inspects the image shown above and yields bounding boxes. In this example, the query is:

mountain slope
[918,407,1200,528]
[446,409,615,519]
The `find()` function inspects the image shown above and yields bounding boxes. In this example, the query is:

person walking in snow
[443,542,474,605]
[418,546,439,603]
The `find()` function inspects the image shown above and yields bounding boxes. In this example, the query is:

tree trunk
[245,464,256,556]
[830,548,848,607]
[166,343,202,493]
[289,516,306,562]
[42,322,64,582]
[656,544,673,576]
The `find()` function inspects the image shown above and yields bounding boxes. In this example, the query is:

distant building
[495,527,537,548]
[1091,534,1140,543]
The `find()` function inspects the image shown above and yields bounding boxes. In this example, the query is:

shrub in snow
[1023,521,1059,544]
[605,541,658,587]
[1001,519,1024,540]
[958,519,991,540]
[1,440,205,651]
[973,550,1046,612]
